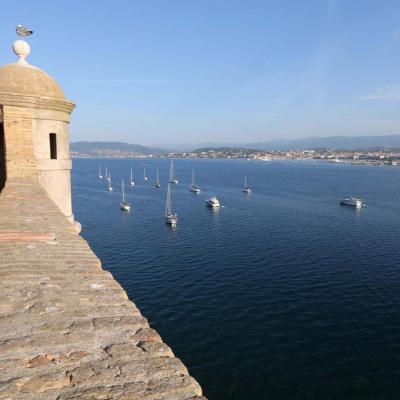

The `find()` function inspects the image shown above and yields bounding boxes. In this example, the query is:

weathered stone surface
[0,180,206,399]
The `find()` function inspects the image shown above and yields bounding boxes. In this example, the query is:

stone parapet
[0,181,206,400]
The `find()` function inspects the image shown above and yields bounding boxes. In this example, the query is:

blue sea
[72,159,400,400]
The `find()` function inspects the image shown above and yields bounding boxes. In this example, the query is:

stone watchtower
[0,39,76,223]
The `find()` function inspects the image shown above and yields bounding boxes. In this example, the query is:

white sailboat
[189,169,201,193]
[165,183,177,226]
[169,160,178,184]
[129,168,135,186]
[120,179,131,211]
[155,168,161,188]
[98,165,103,179]
[105,166,110,182]
[107,174,113,191]
[242,176,251,193]
[143,167,148,182]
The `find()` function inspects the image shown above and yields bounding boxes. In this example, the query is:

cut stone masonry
[0,180,206,400]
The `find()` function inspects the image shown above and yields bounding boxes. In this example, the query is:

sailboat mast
[156,168,159,183]
[166,183,172,215]
[244,176,247,188]
[130,168,132,182]
[121,179,125,202]
[192,169,195,186]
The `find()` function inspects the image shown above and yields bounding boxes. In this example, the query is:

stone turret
[0,39,76,223]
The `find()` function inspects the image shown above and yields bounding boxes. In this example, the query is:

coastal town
[71,145,400,166]
[169,148,400,166]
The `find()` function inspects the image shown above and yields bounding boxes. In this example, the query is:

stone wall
[0,180,207,400]
[2,105,37,181]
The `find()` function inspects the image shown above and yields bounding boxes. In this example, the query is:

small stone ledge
[0,180,206,400]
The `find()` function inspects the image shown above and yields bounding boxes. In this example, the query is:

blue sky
[1,0,400,145]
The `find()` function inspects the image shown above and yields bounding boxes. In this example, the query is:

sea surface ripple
[72,159,400,400]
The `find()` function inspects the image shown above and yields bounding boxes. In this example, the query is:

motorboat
[206,196,220,208]
[340,197,363,208]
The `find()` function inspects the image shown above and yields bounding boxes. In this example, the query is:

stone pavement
[0,180,206,400]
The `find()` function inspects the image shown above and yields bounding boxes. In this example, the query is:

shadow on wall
[0,121,5,192]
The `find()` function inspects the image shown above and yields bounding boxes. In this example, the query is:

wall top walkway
[0,180,206,400]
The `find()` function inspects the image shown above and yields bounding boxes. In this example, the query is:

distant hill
[70,141,168,157]
[241,135,400,151]
[71,135,400,157]
[160,134,400,152]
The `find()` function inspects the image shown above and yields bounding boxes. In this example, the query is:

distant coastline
[71,150,400,167]
[71,140,400,167]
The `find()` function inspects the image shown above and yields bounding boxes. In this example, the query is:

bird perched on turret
[16,25,33,36]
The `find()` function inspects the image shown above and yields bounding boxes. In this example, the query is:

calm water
[72,159,400,400]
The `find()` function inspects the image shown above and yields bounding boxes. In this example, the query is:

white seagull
[16,25,33,36]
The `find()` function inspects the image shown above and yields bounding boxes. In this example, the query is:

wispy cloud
[80,78,250,84]
[360,84,400,101]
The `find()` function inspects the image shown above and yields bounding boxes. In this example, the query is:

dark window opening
[49,133,57,159]
[0,122,5,192]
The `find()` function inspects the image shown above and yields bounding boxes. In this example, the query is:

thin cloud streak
[79,78,282,85]
[360,84,400,101]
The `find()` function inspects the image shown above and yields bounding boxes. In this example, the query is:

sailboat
[189,169,201,193]
[242,176,251,193]
[98,165,103,179]
[129,168,135,186]
[143,167,148,182]
[165,183,177,226]
[105,166,110,182]
[169,160,178,184]
[107,174,113,191]
[120,179,131,211]
[155,168,161,188]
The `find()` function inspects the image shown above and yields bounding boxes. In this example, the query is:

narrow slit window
[49,133,57,159]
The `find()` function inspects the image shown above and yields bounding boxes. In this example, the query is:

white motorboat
[169,160,178,184]
[206,196,220,208]
[165,183,177,226]
[189,169,201,193]
[242,176,251,193]
[340,197,363,208]
[120,179,131,211]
